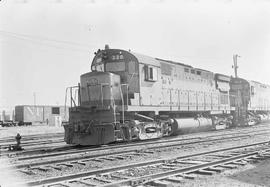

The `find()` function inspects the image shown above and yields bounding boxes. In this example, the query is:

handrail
[110,85,117,125]
[64,86,79,119]
[120,84,130,123]
[119,84,125,123]
[64,87,69,120]
[121,84,129,106]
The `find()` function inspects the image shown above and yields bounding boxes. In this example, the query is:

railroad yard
[0,123,270,187]
[2,1,270,187]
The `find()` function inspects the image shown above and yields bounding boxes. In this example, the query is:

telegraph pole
[232,54,240,78]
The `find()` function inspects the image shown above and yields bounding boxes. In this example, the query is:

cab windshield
[92,63,104,72]
[91,57,104,72]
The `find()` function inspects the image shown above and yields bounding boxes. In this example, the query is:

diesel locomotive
[64,45,270,145]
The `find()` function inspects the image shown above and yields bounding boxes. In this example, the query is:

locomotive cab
[91,47,140,93]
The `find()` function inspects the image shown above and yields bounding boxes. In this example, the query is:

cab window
[251,86,255,95]
[128,61,136,73]
[145,65,158,81]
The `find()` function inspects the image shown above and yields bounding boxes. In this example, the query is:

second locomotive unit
[64,45,270,145]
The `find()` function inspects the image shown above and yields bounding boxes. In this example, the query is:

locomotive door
[230,78,251,126]
[233,85,249,126]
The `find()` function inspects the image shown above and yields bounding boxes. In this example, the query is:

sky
[0,0,270,109]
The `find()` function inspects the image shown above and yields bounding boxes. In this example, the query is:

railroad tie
[243,157,259,163]
[176,160,208,165]
[229,152,242,156]
[252,155,267,160]
[77,179,95,186]
[19,169,35,175]
[112,155,125,160]
[231,160,248,166]
[80,177,104,186]
[91,158,103,162]
[219,164,237,169]
[34,166,50,172]
[148,180,174,187]
[81,159,93,162]
[164,176,184,183]
[193,169,215,175]
[211,154,231,158]
[205,167,224,173]
[163,163,179,167]
[102,157,116,161]
[113,174,130,180]
[92,176,112,183]
[76,161,87,165]
[143,150,155,154]
[132,152,146,156]
[178,173,196,179]
[49,165,62,170]
[259,153,270,158]
[58,163,74,167]
[49,182,70,187]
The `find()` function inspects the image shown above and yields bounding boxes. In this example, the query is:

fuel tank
[170,117,213,135]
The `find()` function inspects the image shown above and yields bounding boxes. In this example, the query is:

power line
[0,30,93,47]
[0,30,99,52]
[0,32,90,52]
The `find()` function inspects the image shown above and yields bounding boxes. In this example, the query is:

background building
[15,105,69,126]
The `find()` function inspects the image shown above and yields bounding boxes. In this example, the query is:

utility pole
[232,54,240,78]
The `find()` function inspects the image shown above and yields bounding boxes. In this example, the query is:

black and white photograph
[1,0,270,186]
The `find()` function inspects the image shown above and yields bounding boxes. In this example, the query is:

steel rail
[10,131,268,172]
[22,140,270,186]
[0,138,64,148]
[102,147,270,187]
[3,123,269,158]
[8,127,270,161]
[0,132,64,143]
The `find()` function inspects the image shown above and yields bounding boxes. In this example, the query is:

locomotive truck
[64,45,270,145]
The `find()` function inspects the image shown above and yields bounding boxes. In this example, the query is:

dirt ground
[181,159,270,187]
[0,158,28,187]
[0,125,64,187]
[0,123,64,138]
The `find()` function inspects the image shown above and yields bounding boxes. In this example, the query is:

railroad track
[0,132,64,144]
[3,124,270,159]
[2,124,270,186]
[2,127,270,160]
[19,141,270,187]
[0,133,65,152]
[0,138,66,157]
[0,132,65,154]
[0,138,64,148]
[6,130,269,177]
